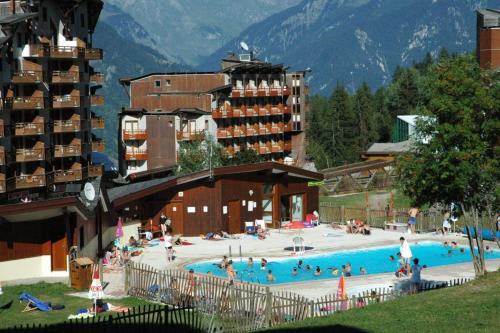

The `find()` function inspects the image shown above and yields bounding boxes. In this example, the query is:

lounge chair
[245,221,256,234]
[19,293,51,312]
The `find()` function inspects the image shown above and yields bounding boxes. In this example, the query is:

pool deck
[107,225,500,299]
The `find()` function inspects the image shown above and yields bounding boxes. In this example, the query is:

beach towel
[400,240,413,259]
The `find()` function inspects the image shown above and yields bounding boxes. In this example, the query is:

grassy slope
[0,282,152,329]
[320,191,412,208]
[268,272,500,333]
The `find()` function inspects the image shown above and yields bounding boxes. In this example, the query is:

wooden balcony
[232,108,245,117]
[284,122,293,132]
[51,71,80,84]
[90,72,104,84]
[54,119,81,133]
[125,149,148,161]
[212,106,233,119]
[88,164,103,177]
[53,95,81,109]
[16,147,45,162]
[85,48,103,60]
[92,117,105,129]
[230,89,243,98]
[26,44,49,57]
[15,120,44,136]
[91,95,105,106]
[0,173,11,193]
[259,145,271,155]
[283,105,292,114]
[257,88,269,96]
[54,144,81,158]
[258,124,271,135]
[0,146,4,165]
[271,142,284,153]
[246,106,258,117]
[49,46,84,59]
[12,96,45,110]
[12,70,43,83]
[271,124,284,134]
[15,172,53,189]
[270,106,283,116]
[258,106,271,117]
[232,127,245,138]
[217,128,233,139]
[284,141,292,151]
[244,89,256,97]
[123,130,147,141]
[176,130,204,141]
[0,119,4,138]
[92,140,105,152]
[283,87,291,96]
[246,125,258,136]
[54,168,83,183]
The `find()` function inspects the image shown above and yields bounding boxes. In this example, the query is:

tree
[397,54,499,276]
[386,67,422,117]
[353,82,377,151]
[175,135,229,175]
[230,145,263,165]
[331,83,358,164]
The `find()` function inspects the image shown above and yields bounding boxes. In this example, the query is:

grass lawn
[0,282,153,329]
[268,271,500,333]
[320,190,412,209]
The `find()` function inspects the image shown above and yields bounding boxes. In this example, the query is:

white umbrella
[88,264,104,313]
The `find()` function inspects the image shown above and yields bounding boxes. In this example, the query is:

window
[205,119,209,130]
[154,80,161,88]
[79,226,85,250]
[291,194,303,221]
[80,13,85,28]
[70,12,75,24]
[165,79,171,86]
[128,161,138,170]
[42,7,47,21]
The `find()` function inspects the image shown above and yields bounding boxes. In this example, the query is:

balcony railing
[125,149,148,161]
[91,95,105,106]
[258,125,271,135]
[246,106,258,117]
[15,121,44,136]
[54,119,81,133]
[212,106,232,119]
[271,124,284,134]
[88,164,103,177]
[54,168,83,183]
[176,130,204,141]
[92,140,105,152]
[258,106,270,117]
[259,145,271,155]
[271,143,284,153]
[232,127,245,137]
[85,48,103,60]
[0,174,12,193]
[232,108,245,117]
[16,147,45,162]
[15,172,53,189]
[230,89,243,98]
[0,120,4,138]
[244,89,257,97]
[27,44,49,57]
[12,70,43,83]
[54,144,81,158]
[216,128,233,139]
[284,141,292,151]
[51,70,80,84]
[246,125,258,136]
[0,147,4,165]
[92,117,105,129]
[90,72,104,84]
[49,46,84,59]
[284,122,293,132]
[11,96,45,110]
[123,130,147,141]
[53,95,81,108]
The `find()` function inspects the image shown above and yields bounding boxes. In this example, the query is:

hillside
[199,0,492,93]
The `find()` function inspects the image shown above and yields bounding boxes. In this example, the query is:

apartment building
[119,55,309,178]
[0,0,107,282]
[477,9,500,69]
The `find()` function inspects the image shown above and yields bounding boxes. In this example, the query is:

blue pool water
[185,242,500,285]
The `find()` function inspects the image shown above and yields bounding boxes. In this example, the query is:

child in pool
[267,270,275,282]
[345,263,352,277]
[360,267,367,275]
[248,257,254,266]
[260,258,268,270]
[297,260,304,270]
[292,267,298,276]
[330,267,339,276]
[485,246,493,254]
[459,248,465,253]
[314,266,321,276]
[389,255,395,261]
[305,264,311,271]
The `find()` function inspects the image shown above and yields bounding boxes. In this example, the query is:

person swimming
[459,248,465,253]
[292,267,298,276]
[443,241,449,247]
[451,242,458,249]
[260,258,268,270]
[345,263,352,277]
[217,256,228,269]
[298,259,304,269]
[360,267,367,275]
[389,255,395,261]
[485,246,493,253]
[442,249,453,257]
[330,267,339,276]
[267,270,275,282]
[305,264,311,271]
[314,266,321,276]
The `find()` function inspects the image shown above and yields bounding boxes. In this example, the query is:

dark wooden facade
[111,163,321,236]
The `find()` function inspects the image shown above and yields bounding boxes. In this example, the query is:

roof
[397,115,419,127]
[365,141,413,155]
[170,108,210,116]
[477,9,500,28]
[0,12,38,25]
[119,72,219,85]
[108,162,323,208]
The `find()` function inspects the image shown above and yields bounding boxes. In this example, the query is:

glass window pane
[291,194,303,221]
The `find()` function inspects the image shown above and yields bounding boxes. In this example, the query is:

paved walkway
[102,225,499,299]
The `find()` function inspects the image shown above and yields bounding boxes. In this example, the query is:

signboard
[308,180,325,187]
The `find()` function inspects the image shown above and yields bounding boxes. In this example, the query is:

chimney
[10,0,15,15]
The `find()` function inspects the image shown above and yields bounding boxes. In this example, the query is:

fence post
[309,300,315,318]
[124,263,130,295]
[340,205,345,223]
[366,207,371,225]
[264,287,272,328]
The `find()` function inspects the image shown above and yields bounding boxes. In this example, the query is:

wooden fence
[125,263,472,332]
[3,304,205,333]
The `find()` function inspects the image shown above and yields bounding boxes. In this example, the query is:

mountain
[92,20,189,159]
[199,0,493,93]
[104,0,302,65]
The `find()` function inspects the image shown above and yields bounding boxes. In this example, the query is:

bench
[385,222,408,233]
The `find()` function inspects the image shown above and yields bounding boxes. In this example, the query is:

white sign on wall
[223,206,228,214]
[187,206,196,213]
[178,191,184,197]
[242,200,246,206]
[203,206,208,213]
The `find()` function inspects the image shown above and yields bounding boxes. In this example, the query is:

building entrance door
[51,220,67,271]
[165,202,183,235]
[228,200,241,234]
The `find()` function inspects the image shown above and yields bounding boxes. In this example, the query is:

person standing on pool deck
[410,258,423,293]
[399,237,413,269]
[164,230,174,263]
[407,207,419,234]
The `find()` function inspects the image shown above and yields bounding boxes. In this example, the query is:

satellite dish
[240,41,249,51]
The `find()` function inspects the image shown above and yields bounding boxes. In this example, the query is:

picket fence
[125,262,472,332]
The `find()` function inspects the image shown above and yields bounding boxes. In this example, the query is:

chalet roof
[365,141,413,155]
[119,72,220,85]
[0,12,37,25]
[108,162,323,208]
[477,8,500,28]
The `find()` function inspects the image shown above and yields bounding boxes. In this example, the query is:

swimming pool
[185,242,500,285]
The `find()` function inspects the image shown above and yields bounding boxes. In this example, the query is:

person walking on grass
[407,207,419,234]
[164,229,174,263]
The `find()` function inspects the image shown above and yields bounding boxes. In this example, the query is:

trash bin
[69,257,94,289]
